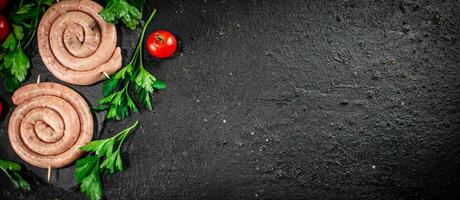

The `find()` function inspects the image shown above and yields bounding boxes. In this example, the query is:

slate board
[1,0,460,199]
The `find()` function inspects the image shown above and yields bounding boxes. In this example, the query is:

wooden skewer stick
[37,75,41,84]
[47,165,51,182]
[103,71,110,79]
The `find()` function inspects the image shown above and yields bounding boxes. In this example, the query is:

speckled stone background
[1,0,460,199]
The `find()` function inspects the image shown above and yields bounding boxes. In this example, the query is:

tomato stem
[156,35,164,44]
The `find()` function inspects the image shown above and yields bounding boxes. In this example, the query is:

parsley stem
[0,165,17,189]
[116,121,139,150]
[24,0,42,49]
[122,82,130,91]
[117,134,128,150]
[137,9,157,68]
[140,9,157,48]
[130,50,140,67]
[0,167,8,176]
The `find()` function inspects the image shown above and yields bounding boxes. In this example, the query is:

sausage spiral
[38,0,122,85]
[8,82,93,168]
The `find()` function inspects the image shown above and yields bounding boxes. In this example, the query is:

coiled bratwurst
[8,82,93,168]
[37,0,122,85]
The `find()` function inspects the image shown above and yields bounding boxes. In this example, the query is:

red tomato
[0,100,3,117]
[0,0,7,10]
[146,30,177,59]
[0,14,9,41]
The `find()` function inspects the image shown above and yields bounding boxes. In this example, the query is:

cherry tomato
[0,0,7,10]
[146,30,177,59]
[0,14,9,41]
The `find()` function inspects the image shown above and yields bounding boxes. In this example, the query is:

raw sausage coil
[38,0,122,85]
[8,82,93,168]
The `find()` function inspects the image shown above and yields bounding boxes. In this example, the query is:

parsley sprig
[95,9,166,121]
[0,0,55,92]
[75,121,139,200]
[0,158,31,191]
[99,0,145,30]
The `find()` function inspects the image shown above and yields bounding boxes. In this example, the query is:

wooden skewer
[37,75,41,84]
[47,165,51,182]
[103,71,110,79]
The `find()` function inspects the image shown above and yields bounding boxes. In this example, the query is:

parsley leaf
[1,74,21,92]
[75,156,100,184]
[99,0,142,30]
[80,139,111,156]
[134,66,167,110]
[102,77,120,96]
[0,158,31,191]
[12,24,24,40]
[75,121,139,200]
[97,83,139,120]
[3,45,30,82]
[2,33,17,51]
[127,0,145,13]
[115,152,123,172]
[42,0,55,6]
[153,80,167,90]
[100,149,119,174]
[78,157,102,200]
[96,9,166,120]
[0,0,55,92]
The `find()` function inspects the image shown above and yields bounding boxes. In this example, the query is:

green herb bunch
[95,9,166,121]
[0,0,54,92]
[0,158,30,191]
[99,0,145,30]
[75,121,139,200]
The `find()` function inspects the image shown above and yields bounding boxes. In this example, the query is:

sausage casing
[8,82,93,168]
[38,0,122,85]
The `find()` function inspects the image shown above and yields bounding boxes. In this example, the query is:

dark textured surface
[1,0,460,199]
